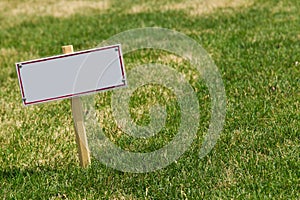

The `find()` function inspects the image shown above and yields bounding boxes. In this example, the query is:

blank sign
[16,44,126,106]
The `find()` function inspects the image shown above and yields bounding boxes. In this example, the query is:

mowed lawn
[0,0,299,199]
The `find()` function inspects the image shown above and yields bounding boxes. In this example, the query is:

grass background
[0,0,299,199]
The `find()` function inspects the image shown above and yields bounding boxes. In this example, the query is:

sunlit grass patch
[128,0,254,16]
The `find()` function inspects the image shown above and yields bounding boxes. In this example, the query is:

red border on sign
[16,44,126,106]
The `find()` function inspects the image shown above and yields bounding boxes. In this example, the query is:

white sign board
[16,44,126,106]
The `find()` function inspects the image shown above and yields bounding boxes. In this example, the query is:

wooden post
[62,45,91,167]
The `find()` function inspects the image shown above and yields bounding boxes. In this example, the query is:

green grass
[0,0,299,199]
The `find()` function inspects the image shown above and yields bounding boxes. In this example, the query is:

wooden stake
[62,45,91,167]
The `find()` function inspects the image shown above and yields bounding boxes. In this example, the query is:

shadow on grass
[0,151,217,199]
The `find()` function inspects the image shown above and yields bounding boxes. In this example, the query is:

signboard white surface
[16,44,126,106]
